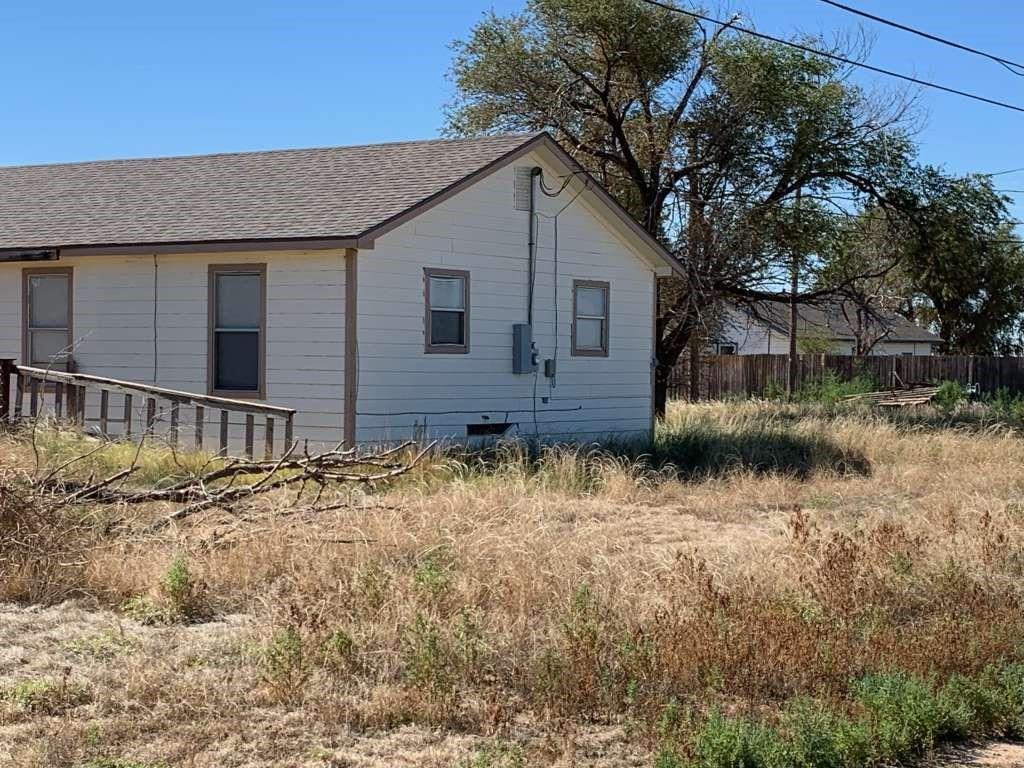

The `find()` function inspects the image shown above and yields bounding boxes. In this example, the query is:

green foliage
[458,741,525,768]
[3,676,90,715]
[692,710,790,768]
[901,168,1024,354]
[782,698,871,768]
[259,626,308,699]
[121,553,204,625]
[796,372,876,405]
[934,380,967,412]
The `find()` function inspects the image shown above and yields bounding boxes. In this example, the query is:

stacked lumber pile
[844,386,941,407]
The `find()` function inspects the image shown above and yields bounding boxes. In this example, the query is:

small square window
[572,280,609,357]
[425,268,469,353]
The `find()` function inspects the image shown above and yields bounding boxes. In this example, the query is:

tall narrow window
[424,268,469,353]
[209,265,266,397]
[23,268,73,370]
[572,280,609,357]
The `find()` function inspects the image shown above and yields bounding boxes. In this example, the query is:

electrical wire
[817,0,1024,76]
[637,0,1024,114]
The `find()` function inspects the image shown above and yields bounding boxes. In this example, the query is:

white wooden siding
[355,149,656,444]
[0,250,347,449]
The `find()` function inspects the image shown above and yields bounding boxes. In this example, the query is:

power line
[986,167,1024,177]
[818,0,1024,76]
[637,0,1024,114]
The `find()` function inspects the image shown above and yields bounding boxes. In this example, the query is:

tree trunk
[788,188,802,395]
[688,340,700,401]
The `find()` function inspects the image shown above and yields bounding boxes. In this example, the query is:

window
[23,268,73,370]
[209,264,266,397]
[719,343,737,355]
[572,280,609,357]
[424,268,469,353]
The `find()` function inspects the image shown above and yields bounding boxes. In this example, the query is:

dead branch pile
[18,439,433,529]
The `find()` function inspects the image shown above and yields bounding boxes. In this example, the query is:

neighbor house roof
[0,132,683,275]
[733,300,941,344]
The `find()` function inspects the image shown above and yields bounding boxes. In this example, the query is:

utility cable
[817,0,1024,76]
[638,0,1024,114]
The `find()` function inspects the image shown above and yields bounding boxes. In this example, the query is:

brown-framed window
[424,267,470,354]
[23,267,74,370]
[208,264,266,398]
[572,280,610,357]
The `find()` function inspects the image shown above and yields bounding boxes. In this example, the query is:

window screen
[425,269,469,353]
[572,281,609,356]
[25,271,72,369]
[211,268,264,394]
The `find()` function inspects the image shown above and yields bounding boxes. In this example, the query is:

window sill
[210,389,265,401]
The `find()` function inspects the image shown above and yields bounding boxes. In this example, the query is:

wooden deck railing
[0,359,296,459]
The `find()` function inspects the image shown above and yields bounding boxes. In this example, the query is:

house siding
[718,309,935,357]
[0,250,347,448]
[355,149,656,444]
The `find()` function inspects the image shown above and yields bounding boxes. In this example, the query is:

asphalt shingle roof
[737,300,941,344]
[0,133,540,250]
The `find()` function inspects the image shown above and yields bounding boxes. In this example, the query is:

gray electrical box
[512,323,536,374]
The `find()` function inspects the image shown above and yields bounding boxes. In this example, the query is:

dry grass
[2,401,1024,766]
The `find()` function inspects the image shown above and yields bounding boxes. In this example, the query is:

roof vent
[514,167,535,211]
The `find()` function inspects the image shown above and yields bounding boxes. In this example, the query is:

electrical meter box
[512,324,536,374]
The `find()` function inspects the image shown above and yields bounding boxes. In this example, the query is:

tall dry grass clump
[2,401,1024,766]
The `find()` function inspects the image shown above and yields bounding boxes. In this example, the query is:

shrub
[3,676,90,716]
[934,380,967,411]
[782,699,871,768]
[259,626,308,700]
[692,710,790,768]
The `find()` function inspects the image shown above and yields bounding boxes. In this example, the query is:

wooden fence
[667,353,1024,401]
[0,358,296,458]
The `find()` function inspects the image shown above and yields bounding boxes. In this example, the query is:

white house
[0,133,682,448]
[713,301,941,357]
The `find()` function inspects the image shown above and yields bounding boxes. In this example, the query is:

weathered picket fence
[0,358,296,458]
[668,353,1024,401]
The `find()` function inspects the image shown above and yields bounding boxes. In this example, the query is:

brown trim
[344,248,358,450]
[424,267,470,354]
[207,263,267,399]
[650,271,657,442]
[571,279,610,358]
[62,236,361,258]
[22,266,74,368]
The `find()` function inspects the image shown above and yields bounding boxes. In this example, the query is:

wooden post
[99,390,109,435]
[77,385,86,426]
[13,374,24,420]
[55,382,65,420]
[264,416,275,459]
[0,359,13,423]
[145,397,157,435]
[66,384,77,424]
[244,414,255,459]
[169,401,180,446]
[284,413,294,451]
[29,379,39,417]
[219,410,229,456]
[194,405,205,451]
[123,393,133,439]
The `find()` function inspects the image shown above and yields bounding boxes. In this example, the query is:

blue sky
[3,0,1022,213]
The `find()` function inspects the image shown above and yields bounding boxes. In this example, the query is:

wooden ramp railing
[0,359,296,459]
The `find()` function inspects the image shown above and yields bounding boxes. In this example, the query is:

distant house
[0,132,682,447]
[712,301,942,357]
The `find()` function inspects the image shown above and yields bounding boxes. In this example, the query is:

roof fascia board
[60,237,360,258]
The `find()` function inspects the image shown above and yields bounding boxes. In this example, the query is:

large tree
[901,168,1024,354]
[447,0,915,412]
